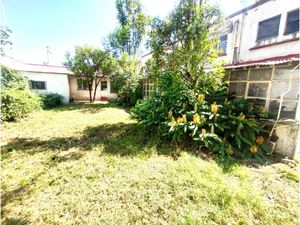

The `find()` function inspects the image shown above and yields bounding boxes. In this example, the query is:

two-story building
[218,0,299,158]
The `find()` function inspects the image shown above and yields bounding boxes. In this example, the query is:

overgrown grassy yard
[1,103,299,225]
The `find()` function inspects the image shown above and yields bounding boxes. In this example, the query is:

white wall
[22,71,70,103]
[221,0,300,63]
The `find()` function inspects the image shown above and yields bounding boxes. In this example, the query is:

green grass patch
[1,103,299,225]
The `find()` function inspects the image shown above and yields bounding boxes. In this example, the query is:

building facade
[218,0,300,158]
[1,56,71,103]
[68,76,117,102]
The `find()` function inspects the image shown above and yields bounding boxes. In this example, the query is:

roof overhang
[224,54,299,69]
[1,55,73,75]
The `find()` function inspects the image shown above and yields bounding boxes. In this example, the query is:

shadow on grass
[2,218,28,225]
[1,170,46,211]
[50,102,131,114]
[2,122,176,159]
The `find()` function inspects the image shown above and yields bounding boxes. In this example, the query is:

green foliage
[132,72,271,160]
[132,1,271,160]
[1,88,41,122]
[1,66,28,90]
[64,45,117,102]
[0,66,41,122]
[111,53,143,106]
[40,92,64,109]
[147,0,223,89]
[106,0,149,57]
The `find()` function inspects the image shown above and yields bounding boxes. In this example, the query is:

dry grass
[1,103,299,225]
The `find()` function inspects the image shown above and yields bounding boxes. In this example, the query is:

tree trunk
[92,78,101,102]
[88,83,93,103]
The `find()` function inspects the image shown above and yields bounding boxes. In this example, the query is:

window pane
[285,9,299,34]
[37,82,45,89]
[249,68,272,81]
[219,41,227,53]
[220,35,227,42]
[219,35,227,53]
[78,79,89,90]
[271,81,299,100]
[230,70,248,81]
[228,82,246,96]
[257,15,281,40]
[252,98,266,107]
[274,66,299,80]
[30,80,46,90]
[248,83,268,98]
[269,100,298,119]
[101,81,108,91]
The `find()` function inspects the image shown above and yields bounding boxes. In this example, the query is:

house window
[101,81,108,91]
[227,64,299,119]
[269,65,299,119]
[143,79,158,97]
[77,79,89,90]
[285,9,299,35]
[219,35,227,54]
[30,80,46,90]
[257,15,281,41]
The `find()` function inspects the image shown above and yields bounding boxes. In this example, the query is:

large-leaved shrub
[132,70,271,160]
[132,1,272,160]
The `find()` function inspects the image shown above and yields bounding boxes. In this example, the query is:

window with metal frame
[285,9,299,35]
[143,79,158,97]
[30,80,46,90]
[226,64,299,119]
[219,35,228,54]
[256,15,281,41]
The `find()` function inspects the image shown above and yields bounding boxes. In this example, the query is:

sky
[1,0,253,65]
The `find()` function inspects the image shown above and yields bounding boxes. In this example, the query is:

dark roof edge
[227,0,272,19]
[224,53,299,68]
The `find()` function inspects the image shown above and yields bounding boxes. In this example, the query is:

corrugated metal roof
[0,55,73,74]
[224,54,299,69]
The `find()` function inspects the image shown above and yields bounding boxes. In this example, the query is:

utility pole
[45,46,52,64]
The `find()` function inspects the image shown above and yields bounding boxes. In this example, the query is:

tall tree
[147,0,223,92]
[106,0,149,58]
[64,46,117,103]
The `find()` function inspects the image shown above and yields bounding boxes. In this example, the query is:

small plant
[280,168,299,183]
[40,92,64,109]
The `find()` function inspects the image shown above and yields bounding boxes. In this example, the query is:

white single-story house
[0,55,118,102]
[1,55,71,103]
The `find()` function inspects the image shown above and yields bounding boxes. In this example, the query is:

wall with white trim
[220,0,300,64]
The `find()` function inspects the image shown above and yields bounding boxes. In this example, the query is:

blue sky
[1,0,253,65]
